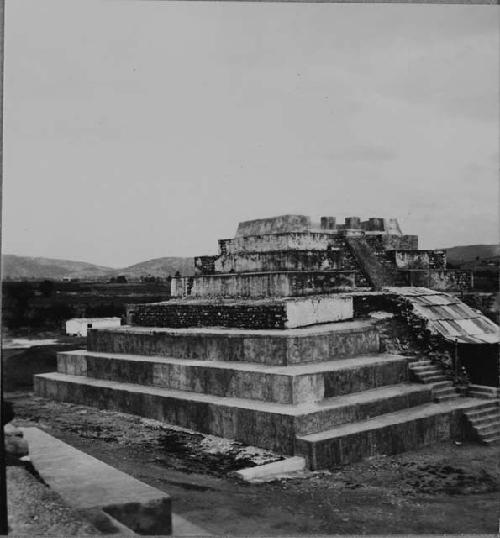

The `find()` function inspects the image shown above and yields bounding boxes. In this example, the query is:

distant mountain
[1,255,113,280]
[2,254,195,281]
[444,245,500,267]
[117,257,195,278]
[4,244,498,281]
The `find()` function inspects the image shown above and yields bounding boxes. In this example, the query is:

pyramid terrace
[35,215,499,472]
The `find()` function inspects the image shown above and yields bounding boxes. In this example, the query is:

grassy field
[2,280,171,336]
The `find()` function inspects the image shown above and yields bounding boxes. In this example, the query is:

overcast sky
[2,0,499,267]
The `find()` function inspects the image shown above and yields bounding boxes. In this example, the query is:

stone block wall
[210,250,341,274]
[129,301,289,329]
[128,295,353,330]
[429,250,447,270]
[387,250,446,271]
[194,255,218,275]
[360,218,402,235]
[172,271,367,298]
[427,270,473,291]
[88,323,380,366]
[219,232,338,255]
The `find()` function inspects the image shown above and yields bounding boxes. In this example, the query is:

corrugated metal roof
[384,287,499,345]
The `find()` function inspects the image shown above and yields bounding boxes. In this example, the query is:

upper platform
[235,214,404,238]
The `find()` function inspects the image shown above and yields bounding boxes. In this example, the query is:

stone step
[420,374,447,382]
[57,351,411,404]
[429,381,453,389]
[433,386,456,395]
[295,398,491,469]
[464,403,500,418]
[411,368,441,376]
[468,385,499,396]
[34,373,431,454]
[468,387,500,399]
[22,427,171,535]
[471,414,500,426]
[87,320,380,366]
[297,383,433,436]
[474,421,500,435]
[410,360,432,367]
[434,390,458,400]
[434,394,459,403]
[482,434,500,444]
[409,364,439,372]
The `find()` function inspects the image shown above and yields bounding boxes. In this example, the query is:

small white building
[65,317,121,337]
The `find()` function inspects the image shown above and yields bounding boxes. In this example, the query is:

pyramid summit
[169,213,469,300]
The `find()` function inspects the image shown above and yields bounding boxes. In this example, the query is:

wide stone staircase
[35,318,490,470]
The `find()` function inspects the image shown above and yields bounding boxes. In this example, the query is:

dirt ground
[7,465,100,535]
[8,391,500,535]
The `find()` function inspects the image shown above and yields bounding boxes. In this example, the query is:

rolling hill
[116,257,195,279]
[444,245,500,267]
[1,255,113,280]
[2,255,195,280]
[3,243,498,280]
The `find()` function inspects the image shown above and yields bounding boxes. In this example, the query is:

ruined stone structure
[35,215,499,468]
[175,214,470,299]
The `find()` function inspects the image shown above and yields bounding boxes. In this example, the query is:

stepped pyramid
[35,215,497,468]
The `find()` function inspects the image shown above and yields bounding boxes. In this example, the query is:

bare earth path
[8,391,500,535]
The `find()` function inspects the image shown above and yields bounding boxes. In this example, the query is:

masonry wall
[219,232,340,255]
[129,301,289,329]
[171,271,365,298]
[405,270,473,291]
[365,234,418,250]
[127,295,353,329]
[194,255,218,275]
[236,215,311,237]
[210,250,342,273]
[388,250,446,270]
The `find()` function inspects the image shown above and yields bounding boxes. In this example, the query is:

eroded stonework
[179,214,470,298]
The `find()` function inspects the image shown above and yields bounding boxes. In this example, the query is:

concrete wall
[66,318,121,337]
[285,296,353,328]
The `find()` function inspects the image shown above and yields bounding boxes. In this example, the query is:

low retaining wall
[127,296,353,330]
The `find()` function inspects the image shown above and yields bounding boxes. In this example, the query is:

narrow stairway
[345,236,397,289]
[464,402,500,444]
[409,359,459,402]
